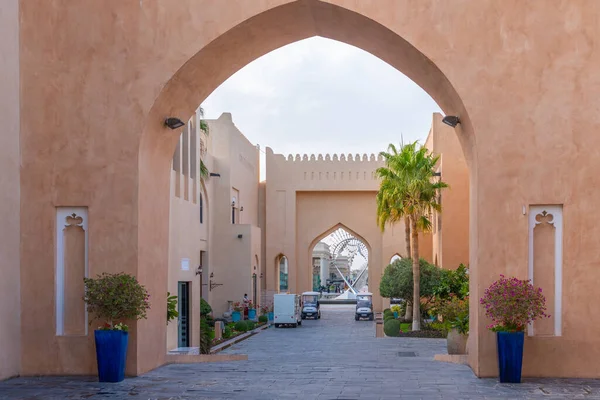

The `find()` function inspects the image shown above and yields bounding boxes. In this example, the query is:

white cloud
[203,37,442,179]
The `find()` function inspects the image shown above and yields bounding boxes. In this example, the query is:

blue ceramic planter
[94,330,128,383]
[248,309,256,320]
[393,311,398,319]
[232,311,241,322]
[496,331,524,383]
[268,312,274,321]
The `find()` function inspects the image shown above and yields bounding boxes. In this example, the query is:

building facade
[3,0,596,379]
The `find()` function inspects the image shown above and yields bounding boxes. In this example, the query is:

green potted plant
[83,272,150,382]
[167,292,178,324]
[439,295,469,355]
[480,275,548,383]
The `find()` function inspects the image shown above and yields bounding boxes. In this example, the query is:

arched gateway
[4,0,600,380]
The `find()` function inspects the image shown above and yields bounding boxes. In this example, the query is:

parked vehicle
[355,292,374,321]
[274,294,302,328]
[301,291,321,320]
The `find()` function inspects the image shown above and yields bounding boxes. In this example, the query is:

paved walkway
[2,305,600,399]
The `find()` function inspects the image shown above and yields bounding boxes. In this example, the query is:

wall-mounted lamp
[209,272,222,291]
[442,115,460,127]
[209,172,221,177]
[237,234,243,239]
[433,172,441,177]
[164,117,185,130]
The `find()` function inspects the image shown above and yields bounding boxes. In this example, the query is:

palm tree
[376,143,411,259]
[198,107,209,180]
[376,141,447,331]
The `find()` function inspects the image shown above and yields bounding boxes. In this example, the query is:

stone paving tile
[2,304,600,399]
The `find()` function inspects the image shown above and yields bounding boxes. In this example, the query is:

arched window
[390,254,402,264]
[279,256,288,292]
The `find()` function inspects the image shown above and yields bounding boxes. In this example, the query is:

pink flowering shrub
[479,275,549,332]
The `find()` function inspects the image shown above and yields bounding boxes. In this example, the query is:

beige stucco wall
[425,113,470,269]
[166,108,214,350]
[12,0,600,379]
[205,114,262,316]
[0,0,21,381]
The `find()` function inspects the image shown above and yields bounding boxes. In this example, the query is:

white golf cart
[355,292,374,321]
[301,291,321,320]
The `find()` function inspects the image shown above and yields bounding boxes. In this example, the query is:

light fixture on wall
[237,234,243,239]
[433,171,441,177]
[209,172,221,177]
[164,117,185,129]
[442,115,460,127]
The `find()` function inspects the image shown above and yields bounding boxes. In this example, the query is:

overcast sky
[203,37,441,180]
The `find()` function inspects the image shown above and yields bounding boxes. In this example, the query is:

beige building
[167,110,262,351]
[3,0,598,380]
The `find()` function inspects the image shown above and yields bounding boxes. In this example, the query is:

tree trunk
[411,215,421,331]
[404,218,411,258]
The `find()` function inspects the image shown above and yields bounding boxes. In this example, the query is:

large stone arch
[14,0,600,381]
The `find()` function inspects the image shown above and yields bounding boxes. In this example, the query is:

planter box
[94,330,128,383]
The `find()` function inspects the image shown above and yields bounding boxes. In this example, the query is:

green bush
[83,272,150,330]
[258,315,268,323]
[379,258,442,315]
[234,321,248,332]
[383,308,393,316]
[200,317,212,354]
[384,314,395,322]
[167,292,178,325]
[383,319,401,337]
[245,320,256,330]
[223,326,232,339]
[200,298,212,316]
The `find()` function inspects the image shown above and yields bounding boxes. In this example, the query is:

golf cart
[301,291,321,319]
[355,292,374,321]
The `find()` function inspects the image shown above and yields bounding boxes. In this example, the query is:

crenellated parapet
[265,147,384,190]
[283,153,384,162]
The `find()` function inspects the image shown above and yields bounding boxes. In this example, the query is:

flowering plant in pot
[440,295,469,355]
[231,302,243,322]
[83,272,150,383]
[247,301,257,320]
[480,275,549,383]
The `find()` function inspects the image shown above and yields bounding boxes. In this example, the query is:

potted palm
[480,275,549,383]
[83,272,150,383]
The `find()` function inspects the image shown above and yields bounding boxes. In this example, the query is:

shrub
[390,305,402,314]
[480,275,549,332]
[223,326,232,339]
[258,315,268,323]
[379,258,442,312]
[384,314,395,322]
[234,321,248,332]
[434,264,469,300]
[167,292,178,325]
[201,298,212,316]
[383,308,393,317]
[434,296,469,333]
[383,319,401,337]
[83,272,150,330]
[200,317,212,354]
[245,320,256,330]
